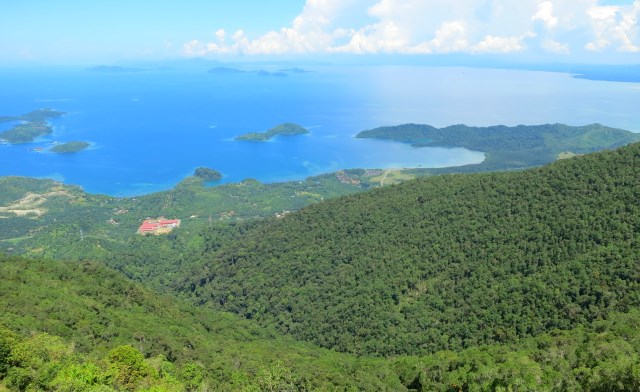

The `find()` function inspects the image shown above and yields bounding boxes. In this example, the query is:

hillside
[357,123,640,172]
[2,123,637,263]
[2,144,640,390]
[0,173,368,261]
[0,254,407,391]
[3,254,640,390]
[184,142,640,357]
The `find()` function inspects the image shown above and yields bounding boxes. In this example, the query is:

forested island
[0,109,66,144]
[194,167,222,181]
[257,69,287,77]
[207,67,247,74]
[208,67,308,76]
[357,122,640,172]
[278,67,311,73]
[49,141,90,154]
[235,122,309,141]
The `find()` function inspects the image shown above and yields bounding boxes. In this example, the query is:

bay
[0,65,637,196]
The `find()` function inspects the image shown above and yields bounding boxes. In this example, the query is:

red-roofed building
[159,219,180,227]
[137,217,181,235]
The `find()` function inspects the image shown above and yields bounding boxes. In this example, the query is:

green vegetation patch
[193,167,222,181]
[184,142,640,357]
[0,170,369,261]
[0,254,406,391]
[3,248,640,390]
[357,123,640,173]
[0,109,66,144]
[235,122,309,141]
[49,141,90,154]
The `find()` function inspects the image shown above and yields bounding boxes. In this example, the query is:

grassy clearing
[369,169,416,186]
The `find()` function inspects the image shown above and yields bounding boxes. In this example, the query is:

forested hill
[4,256,640,390]
[356,123,640,172]
[185,142,640,357]
[0,254,405,390]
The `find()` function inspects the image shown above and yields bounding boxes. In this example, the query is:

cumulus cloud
[542,39,571,54]
[472,34,529,53]
[532,1,558,29]
[585,2,640,52]
[183,0,640,56]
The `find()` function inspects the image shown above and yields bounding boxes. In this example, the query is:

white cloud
[542,39,570,53]
[183,40,206,57]
[616,1,640,52]
[329,21,409,53]
[472,34,528,53]
[183,0,640,57]
[588,5,620,21]
[532,1,558,29]
[414,21,470,54]
[585,1,640,52]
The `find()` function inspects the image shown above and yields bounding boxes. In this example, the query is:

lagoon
[0,65,637,196]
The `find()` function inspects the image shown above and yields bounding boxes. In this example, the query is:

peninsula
[0,109,66,144]
[235,122,309,141]
[356,123,640,172]
[50,141,90,154]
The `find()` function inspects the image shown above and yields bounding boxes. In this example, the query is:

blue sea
[0,65,638,196]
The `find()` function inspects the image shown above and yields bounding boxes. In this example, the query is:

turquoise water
[0,65,638,196]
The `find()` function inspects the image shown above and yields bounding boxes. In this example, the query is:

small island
[0,109,66,144]
[208,67,247,74]
[207,67,301,77]
[235,123,309,142]
[278,68,311,74]
[257,70,287,77]
[194,167,223,182]
[49,141,90,154]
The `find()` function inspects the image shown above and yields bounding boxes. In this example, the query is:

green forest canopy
[3,251,640,390]
[357,123,640,172]
[0,109,65,144]
[183,142,640,357]
[235,122,309,141]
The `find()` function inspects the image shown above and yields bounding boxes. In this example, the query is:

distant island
[257,70,287,77]
[208,67,247,74]
[278,68,311,73]
[49,141,90,154]
[208,67,309,77]
[87,65,145,73]
[235,123,309,141]
[194,167,222,182]
[0,109,66,144]
[356,123,640,173]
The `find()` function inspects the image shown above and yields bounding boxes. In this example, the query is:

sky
[0,0,638,65]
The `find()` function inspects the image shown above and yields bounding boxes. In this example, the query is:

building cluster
[137,217,181,235]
